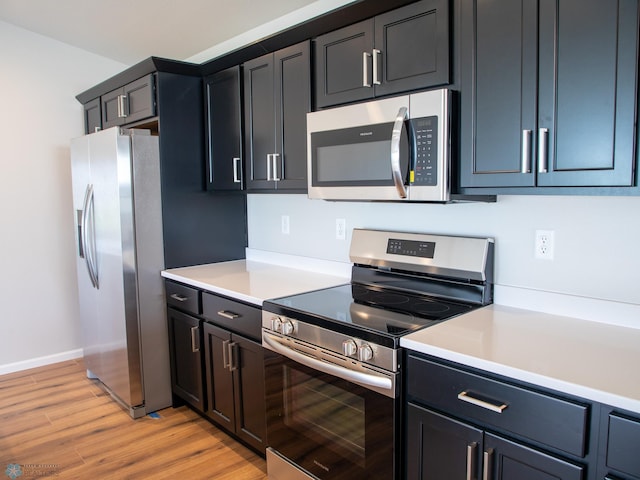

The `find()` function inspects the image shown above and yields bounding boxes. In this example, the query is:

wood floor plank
[0,360,267,479]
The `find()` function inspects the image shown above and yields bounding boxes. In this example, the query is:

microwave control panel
[411,116,438,186]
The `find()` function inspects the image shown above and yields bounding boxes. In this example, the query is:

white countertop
[161,259,349,306]
[401,304,640,414]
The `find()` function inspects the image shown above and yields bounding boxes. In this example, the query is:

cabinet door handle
[190,326,199,353]
[482,449,493,480]
[266,154,273,181]
[466,442,477,480]
[217,310,240,320]
[117,94,128,118]
[538,127,549,173]
[228,342,237,372]
[222,339,230,369]
[272,153,280,181]
[521,129,532,173]
[458,391,508,413]
[372,49,381,85]
[362,51,372,87]
[233,157,241,183]
[170,293,188,302]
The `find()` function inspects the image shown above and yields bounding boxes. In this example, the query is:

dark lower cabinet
[407,405,584,480]
[598,408,640,479]
[167,307,205,412]
[203,322,266,453]
[406,352,589,480]
[459,0,639,191]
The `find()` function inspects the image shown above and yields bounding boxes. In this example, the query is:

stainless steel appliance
[262,229,494,480]
[71,127,171,418]
[306,89,451,202]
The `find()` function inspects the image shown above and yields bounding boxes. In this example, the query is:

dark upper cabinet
[314,0,450,109]
[243,41,310,191]
[101,74,156,129]
[83,98,101,134]
[204,66,243,191]
[459,0,639,190]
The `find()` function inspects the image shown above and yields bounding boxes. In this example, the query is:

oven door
[264,341,398,480]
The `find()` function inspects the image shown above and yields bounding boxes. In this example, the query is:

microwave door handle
[391,107,409,199]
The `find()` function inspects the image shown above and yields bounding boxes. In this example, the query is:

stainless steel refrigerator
[71,127,171,418]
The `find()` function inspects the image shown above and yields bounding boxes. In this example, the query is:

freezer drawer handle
[217,310,240,320]
[458,391,508,413]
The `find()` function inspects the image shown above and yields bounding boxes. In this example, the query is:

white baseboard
[0,349,84,376]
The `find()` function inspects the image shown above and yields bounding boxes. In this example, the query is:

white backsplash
[247,193,640,327]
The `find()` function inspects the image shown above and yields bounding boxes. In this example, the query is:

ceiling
[0,0,334,65]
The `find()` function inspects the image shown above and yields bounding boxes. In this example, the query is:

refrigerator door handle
[83,184,99,289]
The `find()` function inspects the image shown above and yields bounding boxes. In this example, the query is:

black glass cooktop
[267,283,477,338]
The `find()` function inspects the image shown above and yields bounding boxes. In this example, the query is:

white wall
[247,194,640,325]
[0,21,126,372]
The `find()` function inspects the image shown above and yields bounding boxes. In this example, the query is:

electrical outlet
[281,215,290,235]
[535,230,554,260]
[335,218,346,240]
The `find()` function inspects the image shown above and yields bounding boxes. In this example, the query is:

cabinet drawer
[202,293,261,341]
[606,413,640,477]
[407,354,588,457]
[165,281,201,315]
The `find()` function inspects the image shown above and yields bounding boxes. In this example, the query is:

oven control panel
[262,312,398,374]
[386,238,436,258]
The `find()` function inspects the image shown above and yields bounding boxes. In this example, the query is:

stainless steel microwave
[307,89,451,202]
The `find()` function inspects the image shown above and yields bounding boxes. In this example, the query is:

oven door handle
[262,331,393,392]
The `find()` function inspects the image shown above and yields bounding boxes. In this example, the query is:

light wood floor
[0,359,267,479]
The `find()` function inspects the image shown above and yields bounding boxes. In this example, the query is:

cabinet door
[485,433,584,480]
[101,86,125,129]
[232,335,267,453]
[244,53,277,190]
[314,19,375,109]
[84,98,101,134]
[122,74,155,125]
[205,67,243,191]
[406,403,483,480]
[536,0,637,187]
[203,322,235,430]
[459,0,538,188]
[373,0,449,98]
[274,41,310,191]
[167,308,204,411]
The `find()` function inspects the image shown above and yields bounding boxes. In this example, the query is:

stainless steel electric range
[262,228,494,480]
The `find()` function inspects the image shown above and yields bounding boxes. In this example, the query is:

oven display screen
[386,239,435,258]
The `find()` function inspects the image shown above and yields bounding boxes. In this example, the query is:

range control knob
[358,344,374,362]
[280,319,295,335]
[342,340,358,356]
[270,316,283,332]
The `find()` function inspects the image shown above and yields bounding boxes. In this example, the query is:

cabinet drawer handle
[466,442,477,480]
[482,449,493,480]
[190,326,199,353]
[170,293,188,302]
[217,310,240,320]
[458,391,508,413]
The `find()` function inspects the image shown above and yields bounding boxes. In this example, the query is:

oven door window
[310,121,409,187]
[265,352,396,479]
